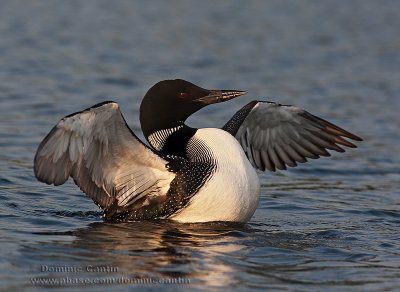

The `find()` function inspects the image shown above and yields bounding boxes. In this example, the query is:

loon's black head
[140,79,246,139]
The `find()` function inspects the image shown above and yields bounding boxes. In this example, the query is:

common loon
[34,79,362,223]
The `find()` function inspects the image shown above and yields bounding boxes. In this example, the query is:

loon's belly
[170,128,260,223]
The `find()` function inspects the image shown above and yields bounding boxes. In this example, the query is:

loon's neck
[147,124,197,158]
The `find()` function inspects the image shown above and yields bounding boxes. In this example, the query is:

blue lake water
[1,1,400,291]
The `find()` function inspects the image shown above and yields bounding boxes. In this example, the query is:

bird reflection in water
[64,220,246,287]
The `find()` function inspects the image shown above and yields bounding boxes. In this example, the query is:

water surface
[1,1,400,291]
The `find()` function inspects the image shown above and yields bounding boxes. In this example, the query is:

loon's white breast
[170,128,260,223]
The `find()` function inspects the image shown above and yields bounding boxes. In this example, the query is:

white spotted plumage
[171,128,260,223]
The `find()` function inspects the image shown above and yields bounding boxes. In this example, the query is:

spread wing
[223,101,362,171]
[34,101,175,216]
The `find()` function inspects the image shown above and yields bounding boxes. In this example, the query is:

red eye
[178,92,188,99]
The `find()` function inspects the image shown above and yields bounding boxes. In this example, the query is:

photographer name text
[40,265,118,273]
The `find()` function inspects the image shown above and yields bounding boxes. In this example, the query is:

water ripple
[1,0,400,290]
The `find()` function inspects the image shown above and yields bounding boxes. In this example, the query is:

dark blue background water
[1,1,399,291]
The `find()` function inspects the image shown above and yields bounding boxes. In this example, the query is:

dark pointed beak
[196,90,247,104]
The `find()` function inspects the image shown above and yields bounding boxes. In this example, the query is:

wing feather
[261,150,274,172]
[34,102,175,213]
[226,101,362,171]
